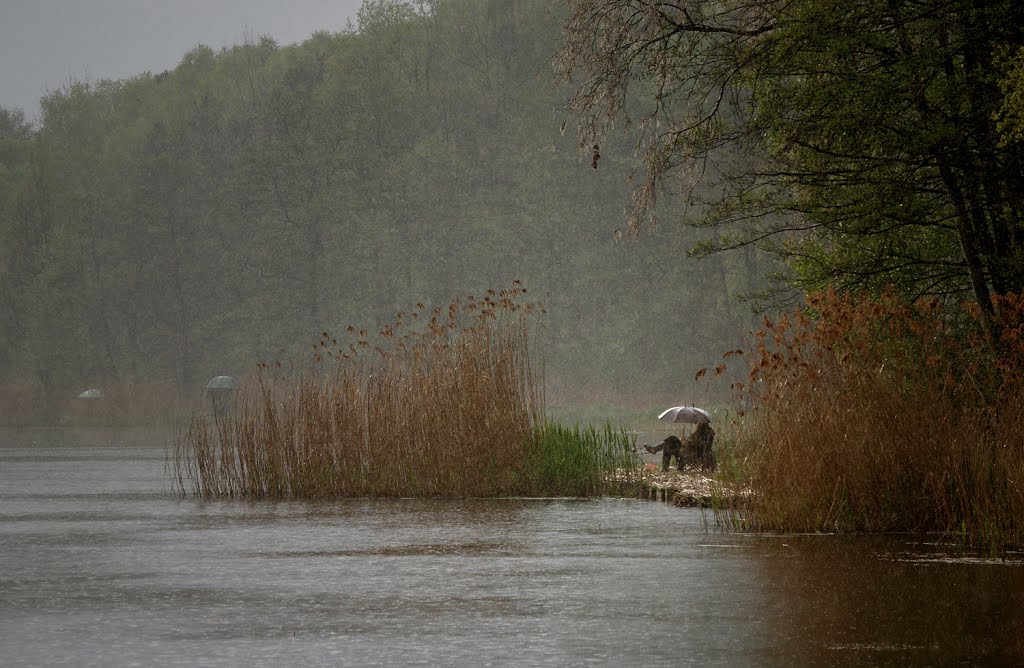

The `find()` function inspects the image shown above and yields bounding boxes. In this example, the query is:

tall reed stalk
[171,284,634,498]
[721,290,1024,551]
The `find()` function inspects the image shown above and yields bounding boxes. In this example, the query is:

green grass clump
[527,422,641,496]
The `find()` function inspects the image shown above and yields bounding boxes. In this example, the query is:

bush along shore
[713,290,1024,553]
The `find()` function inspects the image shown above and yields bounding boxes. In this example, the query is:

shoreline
[607,468,749,508]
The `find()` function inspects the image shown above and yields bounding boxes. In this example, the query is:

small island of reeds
[171,284,643,499]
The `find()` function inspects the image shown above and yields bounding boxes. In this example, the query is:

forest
[0,0,770,425]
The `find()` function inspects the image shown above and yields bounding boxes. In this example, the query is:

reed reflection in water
[748,534,1024,664]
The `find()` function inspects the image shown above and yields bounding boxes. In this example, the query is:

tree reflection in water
[747,534,1024,664]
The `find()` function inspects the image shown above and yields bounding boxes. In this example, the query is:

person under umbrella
[643,406,717,472]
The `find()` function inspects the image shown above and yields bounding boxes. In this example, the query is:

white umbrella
[206,375,238,391]
[657,406,711,424]
[77,389,104,399]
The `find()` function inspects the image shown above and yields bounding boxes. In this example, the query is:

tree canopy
[559,0,1024,338]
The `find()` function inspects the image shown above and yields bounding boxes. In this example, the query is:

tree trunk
[938,160,999,348]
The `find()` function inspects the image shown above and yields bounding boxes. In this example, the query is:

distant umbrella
[206,376,238,391]
[206,376,238,418]
[77,389,104,399]
[657,406,712,424]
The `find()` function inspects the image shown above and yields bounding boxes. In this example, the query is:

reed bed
[720,290,1024,551]
[171,284,638,499]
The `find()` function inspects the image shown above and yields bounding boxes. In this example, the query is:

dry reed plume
[722,290,1024,551]
[171,283,636,498]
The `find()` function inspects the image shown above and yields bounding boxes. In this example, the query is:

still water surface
[2,429,1023,666]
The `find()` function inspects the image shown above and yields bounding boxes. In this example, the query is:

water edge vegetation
[715,291,1024,553]
[171,286,644,499]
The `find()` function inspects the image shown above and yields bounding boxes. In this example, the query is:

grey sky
[1,0,364,121]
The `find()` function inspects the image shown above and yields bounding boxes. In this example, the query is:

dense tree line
[0,0,767,423]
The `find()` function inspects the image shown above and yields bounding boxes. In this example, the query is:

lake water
[2,428,1023,666]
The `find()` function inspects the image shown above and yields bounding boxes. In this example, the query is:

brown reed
[720,289,1024,551]
[172,283,564,498]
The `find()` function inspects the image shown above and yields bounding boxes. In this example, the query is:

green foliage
[997,46,1024,144]
[0,107,35,378]
[1,0,767,425]
[527,421,641,496]
[560,0,1024,332]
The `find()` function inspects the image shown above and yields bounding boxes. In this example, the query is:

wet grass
[528,422,642,496]
[171,285,640,499]
[717,290,1024,552]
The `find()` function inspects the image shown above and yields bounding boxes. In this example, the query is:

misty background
[0,0,772,425]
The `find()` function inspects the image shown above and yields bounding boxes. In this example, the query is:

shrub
[725,290,1024,552]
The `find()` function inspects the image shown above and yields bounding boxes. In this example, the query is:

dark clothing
[645,435,686,471]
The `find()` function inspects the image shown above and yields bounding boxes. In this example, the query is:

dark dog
[643,423,716,472]
[644,435,688,472]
